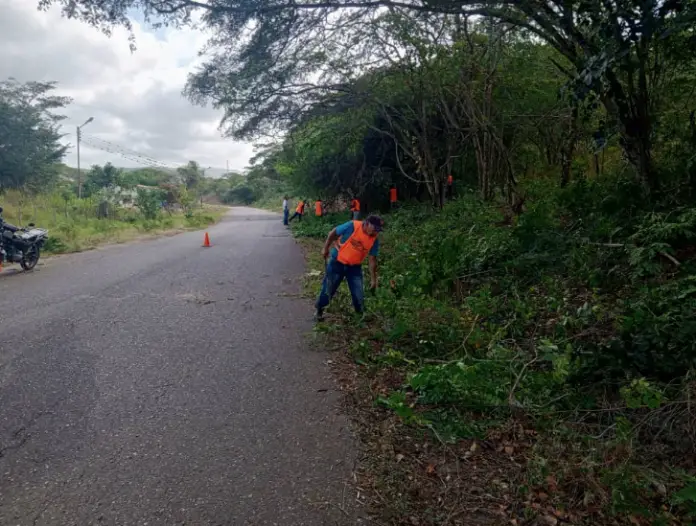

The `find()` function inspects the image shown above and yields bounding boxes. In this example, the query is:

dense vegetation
[41,0,696,523]
[296,182,696,524]
[293,183,696,523]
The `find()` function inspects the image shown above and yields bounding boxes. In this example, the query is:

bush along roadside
[1,190,227,256]
[290,177,696,526]
[40,208,225,255]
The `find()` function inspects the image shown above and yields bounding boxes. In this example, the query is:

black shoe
[314,310,325,322]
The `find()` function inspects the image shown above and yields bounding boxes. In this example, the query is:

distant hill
[57,163,80,181]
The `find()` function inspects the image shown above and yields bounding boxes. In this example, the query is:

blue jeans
[283,209,289,225]
[316,260,364,314]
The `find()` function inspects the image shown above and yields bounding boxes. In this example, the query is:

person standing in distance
[282,195,289,225]
[350,197,361,220]
[314,215,383,321]
[389,186,397,209]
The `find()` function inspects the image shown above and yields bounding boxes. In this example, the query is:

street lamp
[76,117,94,198]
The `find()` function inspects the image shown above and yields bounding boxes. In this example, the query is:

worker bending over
[315,215,383,321]
[288,199,305,222]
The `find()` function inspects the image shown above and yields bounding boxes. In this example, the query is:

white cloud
[0,0,255,174]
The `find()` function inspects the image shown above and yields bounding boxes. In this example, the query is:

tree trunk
[620,129,654,192]
[604,70,655,192]
[560,105,578,188]
[560,155,571,188]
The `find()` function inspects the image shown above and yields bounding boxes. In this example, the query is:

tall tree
[85,162,121,192]
[40,0,696,192]
[0,78,71,192]
[176,161,203,190]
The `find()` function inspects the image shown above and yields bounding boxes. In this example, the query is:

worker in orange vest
[315,199,323,217]
[288,199,305,222]
[315,215,384,321]
[350,197,360,220]
[447,174,454,198]
[389,186,397,209]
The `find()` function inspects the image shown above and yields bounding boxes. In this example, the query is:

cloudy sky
[1,0,255,175]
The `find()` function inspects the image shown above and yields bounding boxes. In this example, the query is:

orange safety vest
[389,188,397,203]
[337,221,377,266]
[447,174,453,185]
[296,201,304,213]
[350,199,360,212]
[315,201,322,216]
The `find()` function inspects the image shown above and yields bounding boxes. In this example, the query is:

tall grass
[1,190,225,254]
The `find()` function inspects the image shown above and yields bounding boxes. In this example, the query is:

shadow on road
[0,268,24,280]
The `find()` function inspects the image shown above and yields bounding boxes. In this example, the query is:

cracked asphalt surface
[0,208,358,526]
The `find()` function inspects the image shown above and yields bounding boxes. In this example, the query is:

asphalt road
[0,208,358,526]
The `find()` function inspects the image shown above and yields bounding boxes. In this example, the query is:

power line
[80,139,157,167]
[81,133,174,168]
[79,133,178,170]
[80,141,167,169]
[80,137,175,170]
[79,133,230,173]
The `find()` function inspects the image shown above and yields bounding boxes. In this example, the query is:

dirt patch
[326,343,530,526]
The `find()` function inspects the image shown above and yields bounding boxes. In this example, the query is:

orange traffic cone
[202,232,211,248]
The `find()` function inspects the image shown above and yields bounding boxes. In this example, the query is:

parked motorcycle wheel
[20,245,40,271]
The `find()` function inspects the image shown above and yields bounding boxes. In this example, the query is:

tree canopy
[176,160,204,189]
[39,0,696,190]
[118,167,175,188]
[0,78,70,192]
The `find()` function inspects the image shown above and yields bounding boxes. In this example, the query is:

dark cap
[365,215,384,232]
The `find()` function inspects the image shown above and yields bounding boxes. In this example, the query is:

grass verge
[1,191,227,255]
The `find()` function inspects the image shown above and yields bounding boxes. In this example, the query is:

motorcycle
[0,206,49,271]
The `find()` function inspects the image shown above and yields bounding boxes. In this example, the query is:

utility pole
[226,160,229,175]
[76,126,80,197]
[200,166,211,207]
[76,117,94,198]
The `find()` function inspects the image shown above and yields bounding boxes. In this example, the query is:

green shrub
[135,188,163,220]
[290,213,338,238]
[43,235,69,254]
[185,213,216,228]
